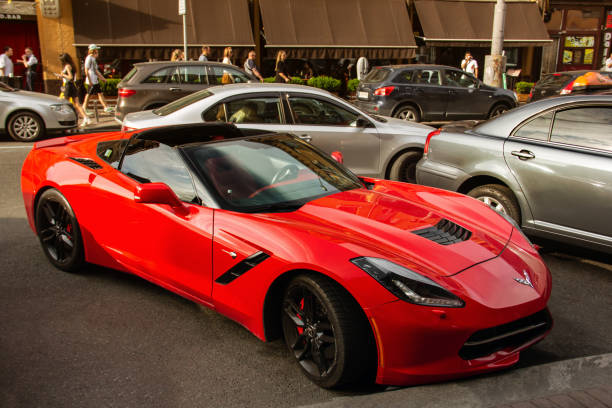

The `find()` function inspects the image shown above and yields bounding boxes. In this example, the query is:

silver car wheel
[11,114,41,140]
[477,196,508,215]
[397,109,417,121]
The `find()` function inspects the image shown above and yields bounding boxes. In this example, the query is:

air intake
[69,157,103,170]
[412,218,471,245]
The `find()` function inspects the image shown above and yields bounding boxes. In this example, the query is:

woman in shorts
[58,53,88,126]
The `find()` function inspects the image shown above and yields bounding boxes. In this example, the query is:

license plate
[358,91,369,100]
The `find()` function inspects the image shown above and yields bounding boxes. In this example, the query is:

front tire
[467,184,520,223]
[393,105,421,122]
[35,189,85,272]
[281,274,375,388]
[7,111,45,142]
[388,150,422,184]
[488,103,510,119]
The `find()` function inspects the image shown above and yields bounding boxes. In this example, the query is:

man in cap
[82,44,113,117]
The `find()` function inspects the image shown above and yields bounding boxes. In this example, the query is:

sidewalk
[300,353,612,408]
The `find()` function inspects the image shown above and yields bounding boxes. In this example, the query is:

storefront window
[566,9,600,31]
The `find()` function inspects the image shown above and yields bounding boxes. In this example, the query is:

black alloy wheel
[281,274,375,388]
[35,189,84,272]
[489,104,510,119]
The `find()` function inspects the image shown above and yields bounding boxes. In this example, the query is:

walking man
[244,50,264,82]
[20,47,38,91]
[0,46,14,78]
[82,44,112,115]
[461,51,478,78]
[199,45,211,62]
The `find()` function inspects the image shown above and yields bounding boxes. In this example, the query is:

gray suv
[115,61,256,120]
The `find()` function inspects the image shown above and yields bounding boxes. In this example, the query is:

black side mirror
[354,116,371,128]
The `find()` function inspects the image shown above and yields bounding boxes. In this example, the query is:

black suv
[115,61,256,120]
[353,65,517,122]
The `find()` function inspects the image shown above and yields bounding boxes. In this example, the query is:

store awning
[414,0,552,47]
[73,0,254,49]
[259,0,417,59]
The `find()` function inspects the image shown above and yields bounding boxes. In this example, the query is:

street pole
[484,0,506,87]
[179,0,187,59]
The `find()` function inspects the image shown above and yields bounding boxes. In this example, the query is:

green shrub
[347,78,360,92]
[307,76,341,92]
[515,81,535,94]
[263,77,276,83]
[290,76,306,85]
[101,78,121,96]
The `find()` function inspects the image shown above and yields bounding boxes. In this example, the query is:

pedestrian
[221,47,234,84]
[604,52,612,72]
[243,50,264,82]
[356,56,369,80]
[20,47,38,91]
[57,53,88,127]
[274,50,290,83]
[171,49,184,62]
[461,51,478,78]
[199,45,211,62]
[0,46,14,78]
[82,44,113,115]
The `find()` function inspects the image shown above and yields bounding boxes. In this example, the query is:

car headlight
[351,257,464,307]
[49,104,72,113]
[496,210,535,249]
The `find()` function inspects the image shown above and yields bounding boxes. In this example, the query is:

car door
[412,69,447,120]
[89,139,215,302]
[442,69,491,119]
[504,104,612,241]
[286,92,381,176]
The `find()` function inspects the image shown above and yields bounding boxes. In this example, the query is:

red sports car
[21,123,552,388]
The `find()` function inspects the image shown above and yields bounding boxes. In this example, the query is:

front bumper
[365,238,552,386]
[46,106,78,130]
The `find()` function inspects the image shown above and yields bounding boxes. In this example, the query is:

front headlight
[351,257,464,307]
[49,104,73,113]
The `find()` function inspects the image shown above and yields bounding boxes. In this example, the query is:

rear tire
[7,111,45,142]
[393,105,420,122]
[488,103,510,119]
[281,274,376,388]
[467,184,520,224]
[388,150,422,184]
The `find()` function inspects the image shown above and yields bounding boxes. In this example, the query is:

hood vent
[69,157,103,170]
[412,218,471,245]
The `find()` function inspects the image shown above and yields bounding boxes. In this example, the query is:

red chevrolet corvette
[21,123,552,388]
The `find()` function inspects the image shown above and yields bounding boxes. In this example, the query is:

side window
[203,103,227,122]
[393,70,415,84]
[226,97,281,124]
[143,67,175,84]
[120,140,197,203]
[208,66,251,85]
[550,107,612,151]
[415,70,441,85]
[513,111,553,141]
[289,97,359,126]
[177,66,208,85]
[445,70,478,88]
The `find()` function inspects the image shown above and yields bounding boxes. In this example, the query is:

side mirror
[331,151,344,164]
[134,183,189,215]
[354,116,371,128]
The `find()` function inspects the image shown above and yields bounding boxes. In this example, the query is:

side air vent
[69,157,103,170]
[412,218,471,245]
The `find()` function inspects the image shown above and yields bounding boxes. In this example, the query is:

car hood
[14,90,67,104]
[262,182,513,277]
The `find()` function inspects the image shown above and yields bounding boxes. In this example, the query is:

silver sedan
[0,81,77,142]
[121,83,435,181]
[416,95,612,254]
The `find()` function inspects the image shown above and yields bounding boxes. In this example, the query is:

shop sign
[564,36,595,48]
[607,10,612,29]
[584,49,594,65]
[0,13,23,20]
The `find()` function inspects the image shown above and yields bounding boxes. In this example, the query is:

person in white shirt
[0,46,14,78]
[20,47,38,91]
[82,44,112,115]
[199,45,210,62]
[605,52,612,72]
[461,51,479,78]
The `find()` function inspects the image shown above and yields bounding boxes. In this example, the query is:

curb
[299,354,612,408]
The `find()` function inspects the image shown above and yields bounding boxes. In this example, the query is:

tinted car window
[550,107,612,151]
[154,90,213,116]
[537,73,574,88]
[289,97,358,126]
[203,104,227,122]
[121,140,197,202]
[226,97,281,124]
[513,111,553,141]
[363,68,390,83]
[123,67,138,83]
[415,70,441,85]
[208,66,250,85]
[177,66,208,85]
[392,70,416,84]
[143,67,175,84]
[444,70,478,88]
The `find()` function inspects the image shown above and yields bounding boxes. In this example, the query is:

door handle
[169,87,182,92]
[511,150,535,160]
[298,134,312,142]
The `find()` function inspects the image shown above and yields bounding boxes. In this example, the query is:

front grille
[69,157,103,170]
[412,218,472,245]
[459,309,552,360]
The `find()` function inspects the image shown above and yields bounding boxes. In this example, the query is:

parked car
[528,70,612,102]
[21,123,552,388]
[416,95,612,254]
[353,64,518,122]
[121,83,435,182]
[115,61,257,120]
[0,81,77,142]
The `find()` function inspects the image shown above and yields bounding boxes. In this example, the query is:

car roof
[203,82,334,97]
[373,64,460,71]
[132,123,273,147]
[133,61,240,68]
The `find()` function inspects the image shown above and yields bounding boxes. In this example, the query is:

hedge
[515,81,535,94]
[101,78,121,96]
[347,78,360,92]
[307,76,341,92]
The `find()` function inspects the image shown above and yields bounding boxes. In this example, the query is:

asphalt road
[1,138,611,408]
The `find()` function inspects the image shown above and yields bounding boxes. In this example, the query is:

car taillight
[560,80,575,95]
[374,86,395,96]
[424,129,441,155]
[118,88,136,98]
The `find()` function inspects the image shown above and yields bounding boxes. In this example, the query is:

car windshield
[183,134,363,213]
[153,90,213,116]
[0,82,16,92]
